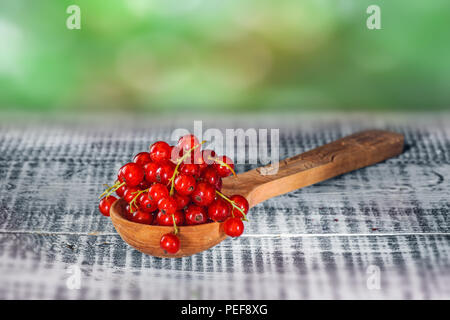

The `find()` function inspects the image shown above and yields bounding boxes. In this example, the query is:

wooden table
[0,112,449,299]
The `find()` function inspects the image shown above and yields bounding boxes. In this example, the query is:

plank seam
[0,230,448,237]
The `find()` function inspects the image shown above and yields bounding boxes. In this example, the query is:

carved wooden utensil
[110,130,404,258]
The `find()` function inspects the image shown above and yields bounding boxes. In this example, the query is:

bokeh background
[0,0,449,114]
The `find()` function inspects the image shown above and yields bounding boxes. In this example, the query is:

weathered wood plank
[0,233,448,299]
[0,113,449,299]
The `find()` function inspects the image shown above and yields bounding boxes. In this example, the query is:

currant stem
[99,182,116,199]
[129,188,149,212]
[99,181,124,199]
[169,140,206,196]
[215,190,248,221]
[172,214,179,235]
[208,156,236,177]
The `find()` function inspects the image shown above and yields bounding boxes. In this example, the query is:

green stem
[172,214,179,235]
[129,188,149,212]
[215,190,248,221]
[99,181,124,199]
[208,156,236,177]
[169,140,206,196]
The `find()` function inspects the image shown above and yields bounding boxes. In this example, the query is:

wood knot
[256,165,278,176]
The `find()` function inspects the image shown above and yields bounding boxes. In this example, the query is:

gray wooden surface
[0,112,449,299]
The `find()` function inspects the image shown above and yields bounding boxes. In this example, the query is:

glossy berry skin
[116,184,127,198]
[229,195,249,218]
[213,156,234,177]
[202,149,217,165]
[207,198,231,222]
[123,187,140,203]
[125,204,135,220]
[190,149,204,165]
[158,196,178,215]
[156,210,185,226]
[149,141,172,163]
[133,152,152,166]
[174,174,196,196]
[155,161,175,185]
[223,217,244,237]
[138,180,151,190]
[179,163,199,177]
[215,178,223,191]
[174,193,190,210]
[99,196,117,217]
[191,182,216,207]
[185,205,208,225]
[118,163,145,187]
[170,146,182,164]
[148,183,169,203]
[200,166,220,187]
[177,134,200,153]
[143,162,159,183]
[160,233,180,254]
[138,193,158,213]
[130,209,153,225]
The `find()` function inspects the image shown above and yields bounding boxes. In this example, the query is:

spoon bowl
[110,199,227,258]
[110,130,404,258]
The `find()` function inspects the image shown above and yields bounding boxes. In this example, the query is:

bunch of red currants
[98,134,249,254]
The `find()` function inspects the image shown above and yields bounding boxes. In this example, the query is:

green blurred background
[0,0,449,114]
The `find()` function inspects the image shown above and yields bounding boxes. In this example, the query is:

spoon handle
[229,130,404,207]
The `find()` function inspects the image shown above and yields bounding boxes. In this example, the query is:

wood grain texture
[0,112,449,299]
[222,130,404,207]
[111,130,404,258]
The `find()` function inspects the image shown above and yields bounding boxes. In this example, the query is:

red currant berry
[149,141,172,163]
[118,163,145,187]
[160,233,180,254]
[174,193,190,210]
[99,196,117,216]
[229,195,249,218]
[185,205,208,225]
[223,217,244,237]
[177,134,200,153]
[155,161,175,185]
[157,196,178,215]
[200,166,220,186]
[148,183,169,203]
[133,152,152,166]
[123,187,140,203]
[179,163,199,177]
[138,180,151,190]
[215,177,223,191]
[130,209,153,225]
[190,149,205,165]
[170,146,183,164]
[202,149,217,164]
[195,152,209,173]
[116,184,127,198]
[138,193,157,213]
[156,210,185,226]
[143,162,159,183]
[174,174,196,196]
[125,204,135,220]
[191,182,216,206]
[213,156,234,177]
[207,198,231,222]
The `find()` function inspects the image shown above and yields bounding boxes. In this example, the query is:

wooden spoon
[110,130,404,258]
